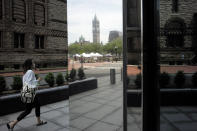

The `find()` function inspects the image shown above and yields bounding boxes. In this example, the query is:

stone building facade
[92,14,100,43]
[0,0,67,70]
[126,0,141,65]
[108,30,122,42]
[160,0,197,65]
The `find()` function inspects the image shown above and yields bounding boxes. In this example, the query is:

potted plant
[78,68,85,80]
[35,74,39,79]
[159,72,170,88]
[174,71,185,88]
[45,73,55,87]
[56,73,64,86]
[0,76,6,93]
[12,76,22,90]
[134,73,141,89]
[65,71,70,82]
[70,68,76,82]
[192,72,197,88]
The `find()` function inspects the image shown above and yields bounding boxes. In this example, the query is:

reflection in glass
[0,0,69,130]
[124,0,142,130]
[160,0,197,131]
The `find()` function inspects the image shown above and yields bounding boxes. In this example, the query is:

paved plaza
[69,74,123,131]
[0,100,69,131]
[160,106,197,131]
[0,73,124,131]
[1,64,197,131]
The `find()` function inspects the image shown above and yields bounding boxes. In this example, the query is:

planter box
[0,85,69,116]
[127,88,197,107]
[127,89,141,107]
[69,77,98,96]
[0,77,98,116]
[160,88,197,106]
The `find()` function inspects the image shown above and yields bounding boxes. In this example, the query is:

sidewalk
[0,74,123,131]
[1,73,196,131]
[69,74,123,131]
[0,100,69,131]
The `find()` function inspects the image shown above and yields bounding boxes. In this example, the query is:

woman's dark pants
[17,96,40,121]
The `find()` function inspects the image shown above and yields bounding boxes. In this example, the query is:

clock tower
[92,14,100,43]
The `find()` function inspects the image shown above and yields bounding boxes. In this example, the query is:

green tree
[68,38,122,56]
[68,43,81,55]
[68,42,104,55]
[103,37,122,56]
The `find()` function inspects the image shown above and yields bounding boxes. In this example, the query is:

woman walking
[7,59,47,130]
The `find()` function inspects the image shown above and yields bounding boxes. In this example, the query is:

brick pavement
[0,61,114,77]
[2,61,196,77]
[127,65,197,75]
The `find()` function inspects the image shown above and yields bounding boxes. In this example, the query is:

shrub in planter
[70,68,76,81]
[174,71,185,88]
[12,76,22,90]
[56,73,64,86]
[65,71,70,82]
[0,76,6,93]
[192,72,197,88]
[45,73,55,87]
[35,74,39,79]
[159,72,170,88]
[78,68,85,80]
[127,76,130,85]
[134,73,141,89]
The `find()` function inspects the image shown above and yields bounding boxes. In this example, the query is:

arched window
[12,0,26,23]
[164,17,186,47]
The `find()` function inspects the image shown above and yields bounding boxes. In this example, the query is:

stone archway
[164,17,186,47]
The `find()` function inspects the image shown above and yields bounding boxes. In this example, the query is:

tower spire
[92,14,100,43]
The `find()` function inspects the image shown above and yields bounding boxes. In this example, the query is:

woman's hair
[23,59,33,73]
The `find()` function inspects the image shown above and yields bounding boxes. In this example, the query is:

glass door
[123,0,142,131]
[124,0,197,131]
[159,0,197,131]
[123,0,160,131]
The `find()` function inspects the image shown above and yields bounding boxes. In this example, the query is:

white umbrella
[105,54,112,57]
[73,54,80,57]
[95,53,103,57]
[90,52,95,57]
[81,53,91,57]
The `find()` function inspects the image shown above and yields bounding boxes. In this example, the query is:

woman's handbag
[21,82,37,103]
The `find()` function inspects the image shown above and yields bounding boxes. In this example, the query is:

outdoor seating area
[73,53,114,63]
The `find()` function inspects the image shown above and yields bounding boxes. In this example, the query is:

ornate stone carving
[12,0,26,23]
[164,17,186,47]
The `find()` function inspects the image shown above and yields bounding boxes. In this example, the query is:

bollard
[110,69,116,84]
[121,68,123,81]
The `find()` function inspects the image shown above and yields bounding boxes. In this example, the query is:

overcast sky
[67,0,122,44]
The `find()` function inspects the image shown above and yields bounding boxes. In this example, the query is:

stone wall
[47,36,67,50]
[48,0,67,31]
[0,0,68,70]
[160,0,197,27]
[160,0,196,64]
